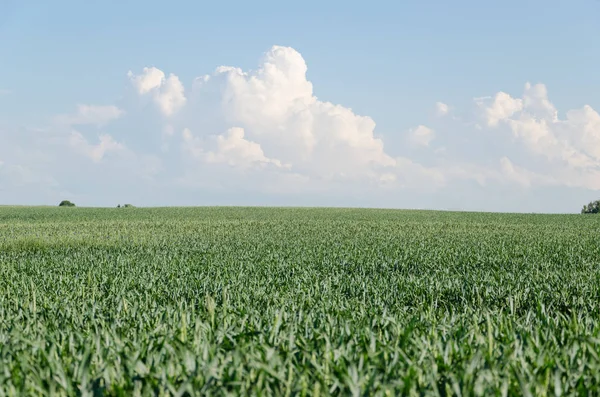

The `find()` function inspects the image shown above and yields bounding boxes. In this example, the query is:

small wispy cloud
[0,89,11,95]
[435,102,450,117]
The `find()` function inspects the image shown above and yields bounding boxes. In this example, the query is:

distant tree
[582,200,600,214]
[117,204,121,208]
[122,204,135,208]
[58,200,75,207]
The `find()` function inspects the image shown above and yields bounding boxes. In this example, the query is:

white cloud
[128,67,186,116]
[205,127,287,169]
[562,105,600,161]
[476,82,600,190]
[69,131,125,162]
[182,127,287,169]
[407,125,435,147]
[56,105,124,126]
[189,46,397,182]
[522,82,558,122]
[128,67,165,94]
[498,157,557,188]
[477,92,523,126]
[435,102,449,117]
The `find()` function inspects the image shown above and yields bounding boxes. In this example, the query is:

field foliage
[1,207,600,395]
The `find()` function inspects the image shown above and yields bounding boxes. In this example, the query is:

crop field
[1,206,600,396]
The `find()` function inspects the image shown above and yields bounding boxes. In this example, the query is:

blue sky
[1,0,600,212]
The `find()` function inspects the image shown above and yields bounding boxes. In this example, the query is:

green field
[1,207,600,396]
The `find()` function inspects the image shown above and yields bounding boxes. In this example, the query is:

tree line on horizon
[582,199,600,214]
[57,200,600,214]
[58,200,134,209]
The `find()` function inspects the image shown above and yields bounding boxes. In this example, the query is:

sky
[1,0,600,213]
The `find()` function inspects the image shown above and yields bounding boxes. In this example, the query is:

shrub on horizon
[581,200,600,214]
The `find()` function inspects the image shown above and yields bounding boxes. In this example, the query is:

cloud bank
[1,46,599,211]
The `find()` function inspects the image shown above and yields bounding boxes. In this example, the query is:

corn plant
[0,207,599,395]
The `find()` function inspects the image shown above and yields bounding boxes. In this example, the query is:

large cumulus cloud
[152,46,399,183]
